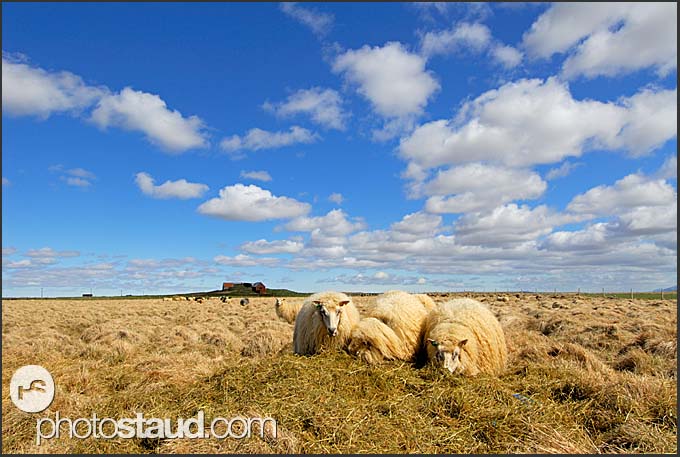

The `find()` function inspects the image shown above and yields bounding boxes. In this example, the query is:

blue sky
[2,2,677,297]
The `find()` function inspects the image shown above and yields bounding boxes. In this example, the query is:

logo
[10,365,55,413]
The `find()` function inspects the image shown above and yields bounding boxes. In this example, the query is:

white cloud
[1,56,107,118]
[541,203,678,252]
[420,22,492,58]
[280,2,333,37]
[220,126,319,154]
[240,239,304,255]
[388,211,444,242]
[328,193,344,204]
[453,204,568,246]
[197,184,311,222]
[332,41,440,122]
[419,22,522,69]
[567,173,677,217]
[373,271,389,279]
[523,3,677,78]
[283,209,365,237]
[421,163,546,214]
[135,172,209,200]
[399,78,677,171]
[214,254,280,267]
[616,88,678,157]
[491,44,523,68]
[65,167,96,180]
[411,2,492,21]
[2,177,10,187]
[263,87,347,130]
[50,165,97,187]
[90,87,209,153]
[63,177,91,187]
[2,247,17,256]
[540,223,614,253]
[240,170,272,182]
[25,247,80,258]
[656,155,677,180]
[4,259,33,269]
[546,161,582,180]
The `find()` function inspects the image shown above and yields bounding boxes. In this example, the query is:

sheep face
[314,299,350,337]
[427,338,467,374]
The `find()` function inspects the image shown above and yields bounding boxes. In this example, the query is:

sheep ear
[459,339,468,347]
[427,338,439,347]
[338,300,350,307]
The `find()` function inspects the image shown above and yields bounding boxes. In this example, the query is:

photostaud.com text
[35,410,277,445]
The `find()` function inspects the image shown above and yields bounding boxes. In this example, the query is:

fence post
[630,288,633,299]
[577,287,580,296]
[602,287,605,298]
[661,290,664,300]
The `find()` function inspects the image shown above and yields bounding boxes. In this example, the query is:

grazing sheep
[348,290,429,364]
[162,297,173,302]
[275,298,304,325]
[423,298,507,376]
[220,296,228,303]
[240,298,250,306]
[293,291,361,355]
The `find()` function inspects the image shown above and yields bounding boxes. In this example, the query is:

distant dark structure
[82,293,93,297]
[253,282,266,295]
[220,281,267,295]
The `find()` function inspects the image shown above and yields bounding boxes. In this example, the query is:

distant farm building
[220,281,267,295]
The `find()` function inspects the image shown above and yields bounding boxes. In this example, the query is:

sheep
[240,298,250,306]
[414,293,437,311]
[275,297,304,325]
[347,290,429,364]
[220,296,228,303]
[293,291,361,356]
[423,298,507,376]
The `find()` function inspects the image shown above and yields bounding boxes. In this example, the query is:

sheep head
[427,338,468,374]
[310,293,351,337]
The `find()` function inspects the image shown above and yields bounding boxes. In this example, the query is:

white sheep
[414,293,437,311]
[240,298,250,306]
[275,297,304,325]
[293,291,361,356]
[423,298,507,376]
[348,290,429,364]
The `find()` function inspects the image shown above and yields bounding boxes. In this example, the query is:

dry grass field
[2,293,677,453]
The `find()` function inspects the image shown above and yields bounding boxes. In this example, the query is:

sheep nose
[328,328,338,337]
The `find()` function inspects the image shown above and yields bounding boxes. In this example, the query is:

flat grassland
[2,293,677,453]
